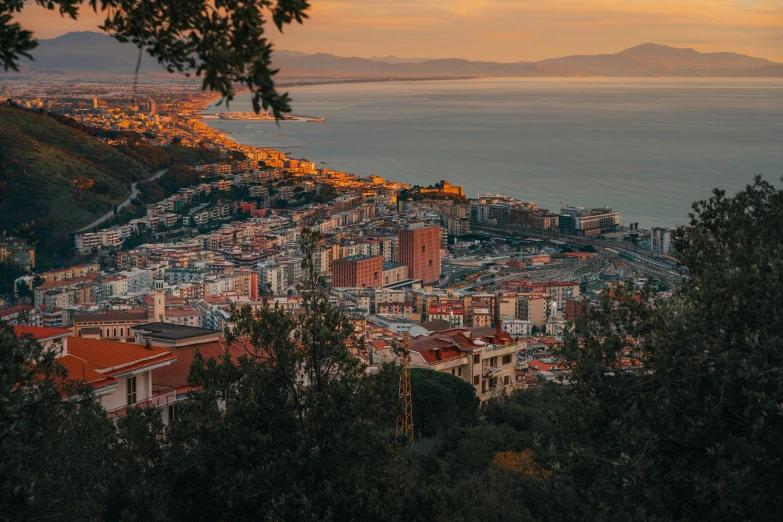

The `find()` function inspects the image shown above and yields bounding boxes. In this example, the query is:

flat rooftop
[132,322,219,341]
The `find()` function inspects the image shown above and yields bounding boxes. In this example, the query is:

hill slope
[0,106,152,266]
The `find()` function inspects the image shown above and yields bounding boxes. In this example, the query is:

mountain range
[8,32,782,78]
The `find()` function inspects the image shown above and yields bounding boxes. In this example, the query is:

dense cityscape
[1,4,780,519]
[0,79,688,410]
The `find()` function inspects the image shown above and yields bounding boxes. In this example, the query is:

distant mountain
[9,32,782,78]
[537,43,775,76]
[369,55,433,64]
[272,42,780,78]
[22,31,164,74]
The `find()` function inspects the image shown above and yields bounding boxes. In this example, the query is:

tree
[410,368,479,437]
[157,229,419,520]
[1,0,310,117]
[552,176,783,521]
[0,324,116,520]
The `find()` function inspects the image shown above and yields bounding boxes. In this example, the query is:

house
[14,326,178,420]
[372,322,523,401]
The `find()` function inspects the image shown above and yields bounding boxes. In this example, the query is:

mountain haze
[11,32,782,78]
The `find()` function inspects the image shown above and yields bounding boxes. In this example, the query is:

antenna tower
[396,333,414,444]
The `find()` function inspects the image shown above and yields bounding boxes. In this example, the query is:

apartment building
[398,225,441,285]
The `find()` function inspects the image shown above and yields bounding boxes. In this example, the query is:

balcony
[106,385,177,419]
[430,354,469,371]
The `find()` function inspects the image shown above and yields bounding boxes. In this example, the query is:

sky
[15,0,783,62]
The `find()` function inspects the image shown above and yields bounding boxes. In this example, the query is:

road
[74,168,169,233]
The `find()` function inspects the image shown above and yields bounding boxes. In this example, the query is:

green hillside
[0,105,151,267]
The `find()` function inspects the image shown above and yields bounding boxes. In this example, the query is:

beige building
[517,293,548,330]
[404,325,522,401]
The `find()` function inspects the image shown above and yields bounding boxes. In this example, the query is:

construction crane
[396,333,414,444]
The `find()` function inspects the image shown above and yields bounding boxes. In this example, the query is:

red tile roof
[14,325,72,341]
[67,337,176,375]
[56,355,118,391]
[529,359,567,372]
[152,340,248,392]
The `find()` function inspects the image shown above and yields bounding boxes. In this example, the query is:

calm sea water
[204,78,783,228]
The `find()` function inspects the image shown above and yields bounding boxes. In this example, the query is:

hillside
[0,105,152,267]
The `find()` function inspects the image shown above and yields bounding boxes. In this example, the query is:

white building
[501,319,533,337]
[651,227,673,254]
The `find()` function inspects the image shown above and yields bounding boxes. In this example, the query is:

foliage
[1,0,311,117]
[0,324,115,519]
[410,368,479,437]
[493,449,551,479]
[552,176,783,521]
[2,178,782,520]
[313,182,338,203]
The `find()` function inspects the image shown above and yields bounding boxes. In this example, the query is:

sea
[203,77,783,228]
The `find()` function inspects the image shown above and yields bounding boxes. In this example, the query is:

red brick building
[398,225,441,284]
[565,297,587,320]
[332,255,383,288]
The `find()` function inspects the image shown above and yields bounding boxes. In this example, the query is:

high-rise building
[332,255,383,288]
[398,225,441,284]
[651,227,672,254]
[517,293,548,330]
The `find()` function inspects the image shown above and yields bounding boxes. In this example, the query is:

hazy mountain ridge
[10,32,782,77]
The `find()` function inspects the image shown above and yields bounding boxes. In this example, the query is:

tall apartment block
[651,227,673,254]
[398,225,441,285]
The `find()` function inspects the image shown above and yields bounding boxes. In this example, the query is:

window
[168,404,177,422]
[458,367,462,377]
[126,376,137,405]
[451,369,455,375]
[502,355,512,365]
[429,260,433,267]
[473,376,479,385]
[473,354,480,365]
[504,375,510,385]
[422,245,426,253]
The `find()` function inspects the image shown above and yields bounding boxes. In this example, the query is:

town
[1,79,681,420]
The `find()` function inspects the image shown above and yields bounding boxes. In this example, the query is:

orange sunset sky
[16,0,783,62]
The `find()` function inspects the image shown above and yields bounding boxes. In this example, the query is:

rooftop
[133,322,221,341]
[72,310,148,323]
[68,337,176,375]
[14,325,72,341]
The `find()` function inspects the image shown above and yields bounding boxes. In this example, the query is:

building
[74,228,123,254]
[381,262,409,286]
[559,206,620,236]
[131,322,224,349]
[332,255,383,288]
[501,319,533,337]
[398,225,441,285]
[72,310,149,341]
[376,302,415,316]
[517,293,548,330]
[404,324,522,401]
[651,227,673,254]
[565,297,587,320]
[14,326,177,421]
[427,301,464,328]
[0,236,36,269]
